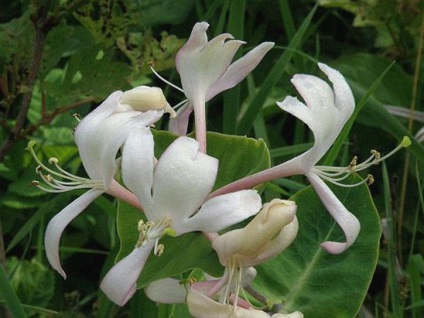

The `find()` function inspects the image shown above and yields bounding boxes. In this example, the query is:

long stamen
[27,140,103,193]
[149,62,185,93]
[313,137,410,187]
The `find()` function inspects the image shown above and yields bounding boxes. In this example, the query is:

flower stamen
[135,218,173,256]
[26,140,103,193]
[313,137,410,188]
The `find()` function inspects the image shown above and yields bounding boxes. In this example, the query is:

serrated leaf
[254,176,380,317]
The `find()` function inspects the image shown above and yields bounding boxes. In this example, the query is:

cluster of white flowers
[28,22,410,317]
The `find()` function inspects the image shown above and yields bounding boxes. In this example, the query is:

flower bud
[120,86,176,117]
[212,199,299,267]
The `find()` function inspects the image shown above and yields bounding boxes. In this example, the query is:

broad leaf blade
[254,176,381,317]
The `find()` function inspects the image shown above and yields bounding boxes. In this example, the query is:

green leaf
[0,265,26,318]
[8,257,55,312]
[254,175,381,317]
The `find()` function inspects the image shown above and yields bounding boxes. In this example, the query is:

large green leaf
[114,131,270,288]
[254,176,381,317]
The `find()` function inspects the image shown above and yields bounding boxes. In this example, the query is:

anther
[155,244,164,256]
[371,150,380,161]
[31,180,40,186]
[48,157,59,164]
[72,113,81,122]
[348,156,357,171]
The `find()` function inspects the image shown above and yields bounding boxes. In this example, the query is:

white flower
[173,21,274,151]
[213,63,410,253]
[28,87,167,278]
[100,131,262,306]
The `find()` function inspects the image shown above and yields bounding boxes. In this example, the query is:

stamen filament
[149,62,185,93]
[312,137,410,188]
[27,140,104,193]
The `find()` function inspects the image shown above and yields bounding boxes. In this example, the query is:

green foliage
[7,257,55,314]
[319,0,423,49]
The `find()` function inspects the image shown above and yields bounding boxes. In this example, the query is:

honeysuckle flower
[174,21,274,151]
[187,200,299,317]
[212,63,410,254]
[212,199,298,268]
[27,86,168,278]
[100,131,262,306]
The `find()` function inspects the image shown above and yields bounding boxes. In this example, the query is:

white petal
[318,62,355,119]
[176,22,243,113]
[177,190,261,234]
[45,189,103,278]
[75,91,162,189]
[122,127,155,218]
[100,241,155,306]
[144,278,187,303]
[187,286,270,318]
[151,137,218,225]
[276,63,355,170]
[206,42,275,101]
[74,91,122,180]
[307,173,360,254]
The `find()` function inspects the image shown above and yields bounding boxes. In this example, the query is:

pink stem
[193,99,207,153]
[211,155,305,197]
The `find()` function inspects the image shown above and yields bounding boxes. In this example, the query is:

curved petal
[176,23,243,103]
[97,110,162,189]
[318,62,354,119]
[187,286,270,318]
[74,91,123,180]
[144,278,187,304]
[306,172,360,254]
[277,64,355,170]
[122,127,155,218]
[100,241,155,306]
[151,137,218,224]
[254,216,299,264]
[177,22,209,54]
[75,91,162,189]
[45,189,103,278]
[177,190,261,234]
[206,42,275,101]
